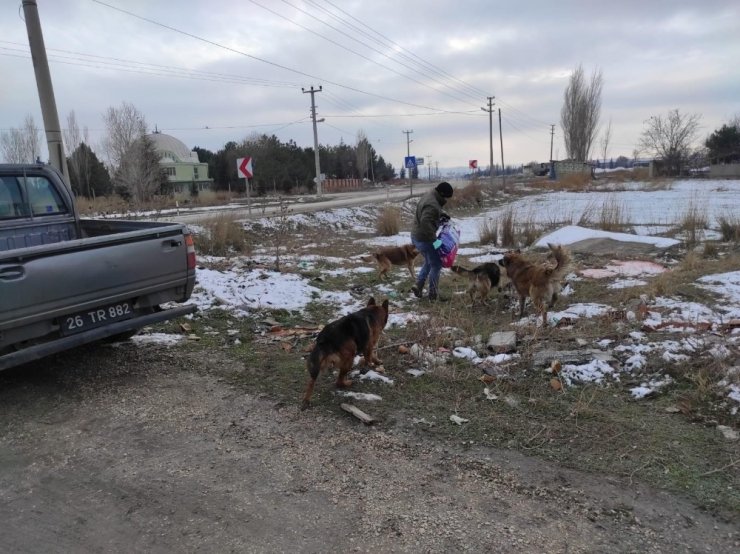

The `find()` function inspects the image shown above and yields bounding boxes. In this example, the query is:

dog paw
[336,379,353,388]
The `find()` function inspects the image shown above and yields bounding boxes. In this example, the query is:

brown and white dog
[450,262,507,306]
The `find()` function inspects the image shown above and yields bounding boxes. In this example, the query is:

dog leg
[407,263,415,280]
[336,360,354,389]
[519,296,526,318]
[301,378,316,410]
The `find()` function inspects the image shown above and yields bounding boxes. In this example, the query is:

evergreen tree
[66,142,111,197]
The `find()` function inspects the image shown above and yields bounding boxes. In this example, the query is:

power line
[271,0,481,107]
[90,0,473,115]
[320,0,491,100]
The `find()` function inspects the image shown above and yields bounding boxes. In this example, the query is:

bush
[193,213,249,257]
[478,218,498,245]
[717,213,740,242]
[598,195,628,232]
[678,197,707,247]
[445,182,482,209]
[501,206,516,247]
[376,205,401,236]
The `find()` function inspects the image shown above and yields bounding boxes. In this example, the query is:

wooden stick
[340,403,375,425]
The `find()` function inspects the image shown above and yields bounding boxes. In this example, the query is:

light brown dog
[498,243,570,324]
[361,244,418,280]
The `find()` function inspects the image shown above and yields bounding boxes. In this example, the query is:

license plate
[60,301,134,336]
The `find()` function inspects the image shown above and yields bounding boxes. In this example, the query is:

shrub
[501,206,516,247]
[678,196,707,247]
[192,213,249,257]
[598,195,627,232]
[376,205,401,236]
[717,213,740,242]
[478,217,498,245]
[445,182,482,209]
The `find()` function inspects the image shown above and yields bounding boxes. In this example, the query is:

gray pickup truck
[0,163,197,370]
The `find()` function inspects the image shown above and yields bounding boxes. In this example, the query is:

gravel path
[0,343,737,553]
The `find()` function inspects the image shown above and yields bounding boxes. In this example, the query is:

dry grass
[598,195,629,232]
[520,212,539,247]
[678,196,708,247]
[192,213,250,257]
[478,217,499,246]
[500,206,516,247]
[717,212,740,242]
[376,205,401,236]
[703,241,719,258]
[557,172,592,190]
[445,182,483,209]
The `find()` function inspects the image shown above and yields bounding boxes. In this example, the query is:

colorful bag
[437,221,460,268]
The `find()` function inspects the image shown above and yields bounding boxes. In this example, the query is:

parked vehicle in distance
[0,163,197,370]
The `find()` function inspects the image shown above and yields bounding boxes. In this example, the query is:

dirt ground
[1,342,737,553]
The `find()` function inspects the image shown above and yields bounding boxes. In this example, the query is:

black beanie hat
[435,181,453,198]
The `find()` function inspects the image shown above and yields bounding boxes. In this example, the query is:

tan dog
[361,244,418,280]
[498,243,570,324]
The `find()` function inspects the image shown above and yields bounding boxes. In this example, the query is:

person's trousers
[412,237,442,298]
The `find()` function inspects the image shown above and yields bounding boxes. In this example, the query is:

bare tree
[113,135,166,204]
[64,110,93,196]
[102,102,147,170]
[599,117,612,166]
[0,114,41,163]
[560,65,603,161]
[638,109,701,175]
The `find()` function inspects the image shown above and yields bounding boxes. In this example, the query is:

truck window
[24,176,67,216]
[0,177,26,219]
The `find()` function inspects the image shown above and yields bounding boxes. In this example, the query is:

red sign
[237,157,253,179]
[469,159,478,170]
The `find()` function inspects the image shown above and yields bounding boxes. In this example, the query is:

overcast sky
[1,0,738,173]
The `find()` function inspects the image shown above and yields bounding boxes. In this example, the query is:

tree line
[0,103,396,201]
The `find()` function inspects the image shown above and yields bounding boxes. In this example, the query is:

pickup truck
[0,163,197,370]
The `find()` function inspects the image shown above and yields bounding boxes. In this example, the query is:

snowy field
[152,178,740,411]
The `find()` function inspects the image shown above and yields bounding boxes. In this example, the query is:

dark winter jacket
[411,189,447,242]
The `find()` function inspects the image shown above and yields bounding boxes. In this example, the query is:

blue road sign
[404,156,417,169]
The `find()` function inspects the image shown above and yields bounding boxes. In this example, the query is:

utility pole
[402,129,413,195]
[22,0,70,183]
[426,154,432,181]
[303,85,323,196]
[498,108,506,191]
[481,96,495,191]
[549,124,555,162]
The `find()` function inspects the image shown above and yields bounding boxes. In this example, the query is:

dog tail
[450,265,472,276]
[545,243,571,281]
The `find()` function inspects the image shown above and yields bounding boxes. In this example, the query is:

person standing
[410,181,454,301]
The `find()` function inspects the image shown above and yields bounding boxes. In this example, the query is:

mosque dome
[146,131,199,163]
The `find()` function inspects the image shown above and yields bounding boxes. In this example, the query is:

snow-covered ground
[156,178,740,410]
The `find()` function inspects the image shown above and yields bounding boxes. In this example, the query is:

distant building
[146,131,212,194]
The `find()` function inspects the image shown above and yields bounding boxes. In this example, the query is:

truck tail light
[185,233,196,270]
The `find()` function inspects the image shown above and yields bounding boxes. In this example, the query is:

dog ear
[367,297,376,306]
[382,299,389,310]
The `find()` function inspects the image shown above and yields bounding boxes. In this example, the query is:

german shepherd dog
[498,243,571,324]
[361,244,418,280]
[450,262,506,305]
[302,297,390,410]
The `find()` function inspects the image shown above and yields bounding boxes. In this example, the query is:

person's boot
[411,283,423,298]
